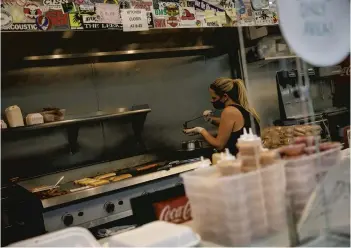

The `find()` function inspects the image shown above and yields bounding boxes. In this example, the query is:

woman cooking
[183,78,260,155]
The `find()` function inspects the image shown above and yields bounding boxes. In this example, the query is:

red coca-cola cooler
[130,185,192,226]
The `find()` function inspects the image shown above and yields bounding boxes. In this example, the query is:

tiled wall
[1,54,232,180]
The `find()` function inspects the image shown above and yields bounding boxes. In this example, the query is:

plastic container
[9,227,99,247]
[25,113,44,125]
[108,221,201,247]
[182,161,287,246]
[5,105,24,127]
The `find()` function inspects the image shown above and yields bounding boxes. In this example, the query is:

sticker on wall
[186,0,194,7]
[194,0,225,13]
[165,3,179,27]
[78,3,95,14]
[179,7,195,27]
[277,0,350,66]
[1,9,13,28]
[83,22,120,29]
[238,0,255,26]
[43,0,68,10]
[23,2,43,19]
[253,9,274,26]
[146,11,153,27]
[1,22,37,30]
[69,12,83,28]
[16,0,27,6]
[46,10,69,29]
[153,17,166,27]
[62,2,77,13]
[35,15,51,30]
[121,8,149,31]
[82,14,102,23]
[119,0,131,9]
[130,0,153,11]
[5,4,34,23]
[95,3,121,24]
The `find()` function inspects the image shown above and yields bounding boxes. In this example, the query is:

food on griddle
[74,178,93,185]
[136,163,158,171]
[95,172,116,180]
[89,179,109,187]
[109,174,132,182]
[34,188,68,199]
[31,185,55,193]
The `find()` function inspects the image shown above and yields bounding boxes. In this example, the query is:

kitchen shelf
[2,106,151,133]
[2,105,151,154]
[247,55,297,67]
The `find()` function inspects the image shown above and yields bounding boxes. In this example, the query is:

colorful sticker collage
[0,0,279,31]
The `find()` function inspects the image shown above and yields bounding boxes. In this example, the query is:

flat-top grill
[16,155,203,234]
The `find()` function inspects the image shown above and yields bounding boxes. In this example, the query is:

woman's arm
[209,116,221,126]
[200,108,238,150]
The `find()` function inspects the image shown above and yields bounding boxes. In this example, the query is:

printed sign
[95,3,120,24]
[46,10,69,29]
[121,9,148,31]
[2,23,37,30]
[43,0,68,10]
[1,9,13,29]
[83,22,119,29]
[153,196,192,224]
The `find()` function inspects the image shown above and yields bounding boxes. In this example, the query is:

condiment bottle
[216,149,242,176]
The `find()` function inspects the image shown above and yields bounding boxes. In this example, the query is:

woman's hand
[203,110,213,122]
[183,127,204,135]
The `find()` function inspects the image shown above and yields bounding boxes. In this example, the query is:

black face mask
[212,99,225,109]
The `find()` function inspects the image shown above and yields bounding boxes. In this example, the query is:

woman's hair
[210,77,260,123]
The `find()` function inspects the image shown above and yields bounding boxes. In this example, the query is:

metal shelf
[2,107,151,133]
[2,105,151,154]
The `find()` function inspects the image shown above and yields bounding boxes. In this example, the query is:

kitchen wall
[1,29,238,181]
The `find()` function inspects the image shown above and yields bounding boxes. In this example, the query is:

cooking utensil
[183,110,215,128]
[183,115,203,129]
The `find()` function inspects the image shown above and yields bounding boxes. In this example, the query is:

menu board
[0,0,279,32]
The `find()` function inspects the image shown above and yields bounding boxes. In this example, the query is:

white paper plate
[277,0,350,66]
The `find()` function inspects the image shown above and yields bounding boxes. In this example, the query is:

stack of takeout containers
[182,162,287,246]
[279,137,342,218]
[182,129,287,246]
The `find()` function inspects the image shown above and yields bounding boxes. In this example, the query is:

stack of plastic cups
[236,128,269,238]
[261,161,287,232]
[182,154,252,246]
[285,155,317,218]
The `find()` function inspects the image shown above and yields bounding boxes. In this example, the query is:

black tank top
[225,104,260,155]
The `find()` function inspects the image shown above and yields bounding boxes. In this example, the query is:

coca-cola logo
[153,196,192,224]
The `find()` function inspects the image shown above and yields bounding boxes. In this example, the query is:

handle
[54,176,65,188]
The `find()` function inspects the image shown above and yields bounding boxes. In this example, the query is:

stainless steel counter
[19,159,203,208]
